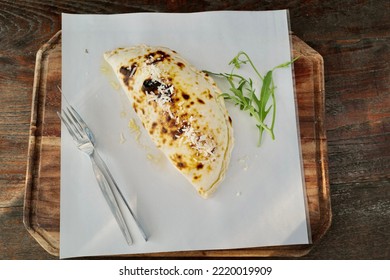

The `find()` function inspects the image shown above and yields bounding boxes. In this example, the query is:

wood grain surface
[0,0,389,259]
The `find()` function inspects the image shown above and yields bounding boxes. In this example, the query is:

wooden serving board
[24,30,331,257]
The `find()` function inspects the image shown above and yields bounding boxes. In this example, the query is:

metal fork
[58,104,148,245]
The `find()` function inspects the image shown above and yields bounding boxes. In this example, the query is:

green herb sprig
[206,51,298,146]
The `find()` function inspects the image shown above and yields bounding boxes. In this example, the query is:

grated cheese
[181,125,216,158]
[142,63,176,119]
[146,64,162,81]
[141,60,215,158]
[128,118,141,142]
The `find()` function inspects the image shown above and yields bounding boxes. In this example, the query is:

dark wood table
[0,0,388,259]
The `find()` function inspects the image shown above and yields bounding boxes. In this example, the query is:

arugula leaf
[206,52,298,146]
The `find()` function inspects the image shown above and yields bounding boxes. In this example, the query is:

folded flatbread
[104,45,233,198]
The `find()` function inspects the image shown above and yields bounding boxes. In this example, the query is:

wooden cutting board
[24,30,331,257]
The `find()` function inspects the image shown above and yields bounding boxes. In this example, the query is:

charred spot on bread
[196,163,204,170]
[177,62,185,69]
[120,63,137,84]
[142,79,162,94]
[197,98,205,104]
[145,50,171,64]
[182,93,190,100]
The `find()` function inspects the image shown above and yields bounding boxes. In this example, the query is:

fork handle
[92,151,148,241]
[89,152,133,245]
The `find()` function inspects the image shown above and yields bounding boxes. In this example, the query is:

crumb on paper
[120,110,127,118]
[110,80,120,90]
[147,153,160,162]
[128,118,142,142]
[128,118,140,132]
[146,153,154,160]
[128,118,150,150]
[120,132,126,144]
[236,191,242,197]
[85,48,89,54]
[100,65,109,73]
[238,155,249,171]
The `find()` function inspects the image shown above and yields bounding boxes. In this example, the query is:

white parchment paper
[60,10,310,258]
